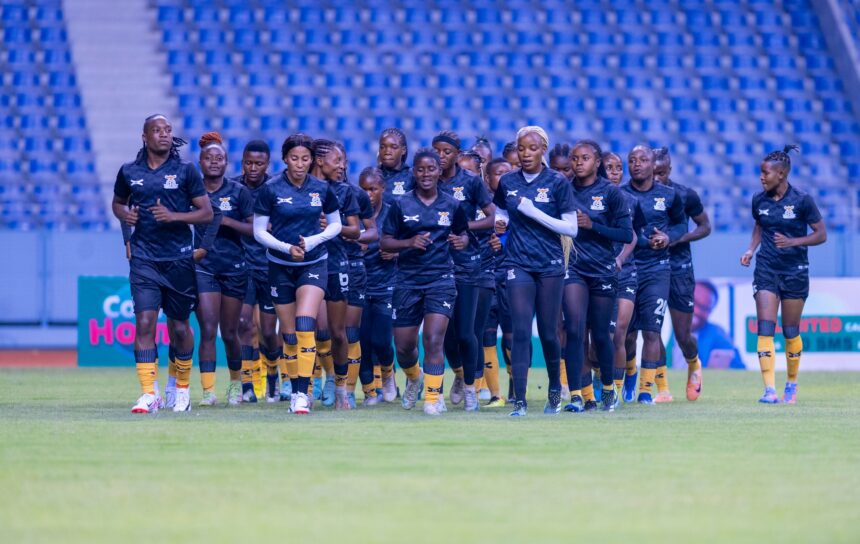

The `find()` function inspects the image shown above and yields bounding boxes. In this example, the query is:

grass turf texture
[1,369,858,543]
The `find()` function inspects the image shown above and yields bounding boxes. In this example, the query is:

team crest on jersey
[534,188,550,203]
[437,211,451,226]
[653,197,666,211]
[782,205,796,219]
[590,196,605,211]
[507,268,516,280]
[309,192,322,207]
[163,175,178,189]
[453,187,466,201]
[218,197,232,211]
[393,182,405,195]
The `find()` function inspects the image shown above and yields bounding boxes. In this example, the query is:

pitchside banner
[668,277,860,371]
[77,276,225,367]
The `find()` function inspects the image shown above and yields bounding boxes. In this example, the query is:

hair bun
[199,131,223,148]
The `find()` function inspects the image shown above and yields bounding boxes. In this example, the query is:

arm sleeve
[238,186,254,219]
[667,191,687,242]
[804,194,822,225]
[113,167,130,200]
[121,223,132,244]
[199,206,222,251]
[495,208,510,224]
[686,187,705,218]
[592,188,634,243]
[323,186,340,214]
[253,214,293,254]
[517,198,578,237]
[302,211,343,253]
[185,163,206,199]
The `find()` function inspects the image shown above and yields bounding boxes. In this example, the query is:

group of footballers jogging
[112,114,826,416]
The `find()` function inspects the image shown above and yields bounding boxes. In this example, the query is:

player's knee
[642,330,661,345]
[330,328,347,347]
[758,319,776,337]
[170,319,193,343]
[783,324,800,339]
[135,313,158,337]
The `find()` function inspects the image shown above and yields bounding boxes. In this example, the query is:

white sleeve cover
[301,211,342,253]
[517,198,578,237]
[253,214,293,254]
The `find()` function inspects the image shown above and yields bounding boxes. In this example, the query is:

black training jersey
[493,167,576,274]
[195,180,253,275]
[570,178,632,278]
[665,179,705,268]
[382,190,468,287]
[614,189,638,274]
[253,171,340,266]
[233,173,271,271]
[438,166,492,275]
[346,185,374,262]
[475,206,495,272]
[752,184,822,272]
[114,156,205,262]
[364,201,396,295]
[381,164,413,202]
[622,181,685,272]
[324,180,360,271]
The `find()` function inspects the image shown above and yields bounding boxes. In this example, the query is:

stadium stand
[0,0,108,230]
[0,0,858,231]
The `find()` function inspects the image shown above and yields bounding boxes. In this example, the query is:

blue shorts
[617,265,638,302]
[392,279,457,327]
[129,257,197,321]
[268,259,328,305]
[632,267,670,332]
[669,265,695,313]
[564,267,617,298]
[243,267,275,314]
[347,260,368,307]
[754,266,809,301]
[195,269,246,300]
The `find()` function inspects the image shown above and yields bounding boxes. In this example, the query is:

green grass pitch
[1,368,859,543]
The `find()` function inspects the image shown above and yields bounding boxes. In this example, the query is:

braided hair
[379,127,408,166]
[311,138,337,161]
[136,114,186,162]
[502,141,517,157]
[763,144,800,172]
[432,130,461,150]
[549,143,572,163]
[472,135,493,159]
[359,166,384,186]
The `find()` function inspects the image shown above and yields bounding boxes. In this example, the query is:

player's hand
[297,236,307,250]
[576,209,592,230]
[649,227,669,249]
[517,196,535,212]
[289,244,305,261]
[494,219,507,235]
[489,233,502,251]
[409,232,432,250]
[380,250,397,261]
[774,232,795,249]
[740,250,754,267]
[319,213,327,229]
[150,198,175,223]
[125,241,132,261]
[193,248,207,263]
[358,242,368,252]
[124,205,139,227]
[448,233,468,250]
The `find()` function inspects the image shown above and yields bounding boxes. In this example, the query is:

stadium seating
[1,0,858,232]
[0,0,109,230]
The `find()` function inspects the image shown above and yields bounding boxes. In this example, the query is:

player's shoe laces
[279,378,292,402]
[402,372,423,410]
[783,382,798,405]
[293,392,310,414]
[485,396,506,408]
[686,367,702,401]
[654,391,674,403]
[464,386,480,412]
[450,375,465,405]
[584,399,599,411]
[601,389,618,412]
[321,376,336,406]
[759,387,780,404]
[509,400,527,417]
[131,393,159,414]
[227,382,242,406]
[478,387,491,401]
[199,390,217,406]
[312,377,323,401]
[381,373,397,402]
[334,387,351,410]
[637,392,654,406]
[173,388,191,412]
[564,395,584,413]
[622,372,637,403]
[543,389,562,414]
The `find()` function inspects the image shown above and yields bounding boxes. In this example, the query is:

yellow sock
[296,331,316,379]
[403,364,421,381]
[639,366,656,394]
[262,353,279,379]
[373,364,382,390]
[626,356,637,376]
[313,357,323,379]
[424,373,443,404]
[283,345,298,380]
[582,383,595,402]
[201,370,216,392]
[174,352,193,388]
[362,382,377,398]
[346,341,361,393]
[785,335,802,383]
[483,346,500,397]
[253,355,265,398]
[475,376,486,391]
[757,336,776,389]
[137,363,157,395]
[559,358,568,388]
[241,359,256,385]
[316,338,333,377]
[571,389,582,399]
[686,355,702,373]
[655,365,669,393]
